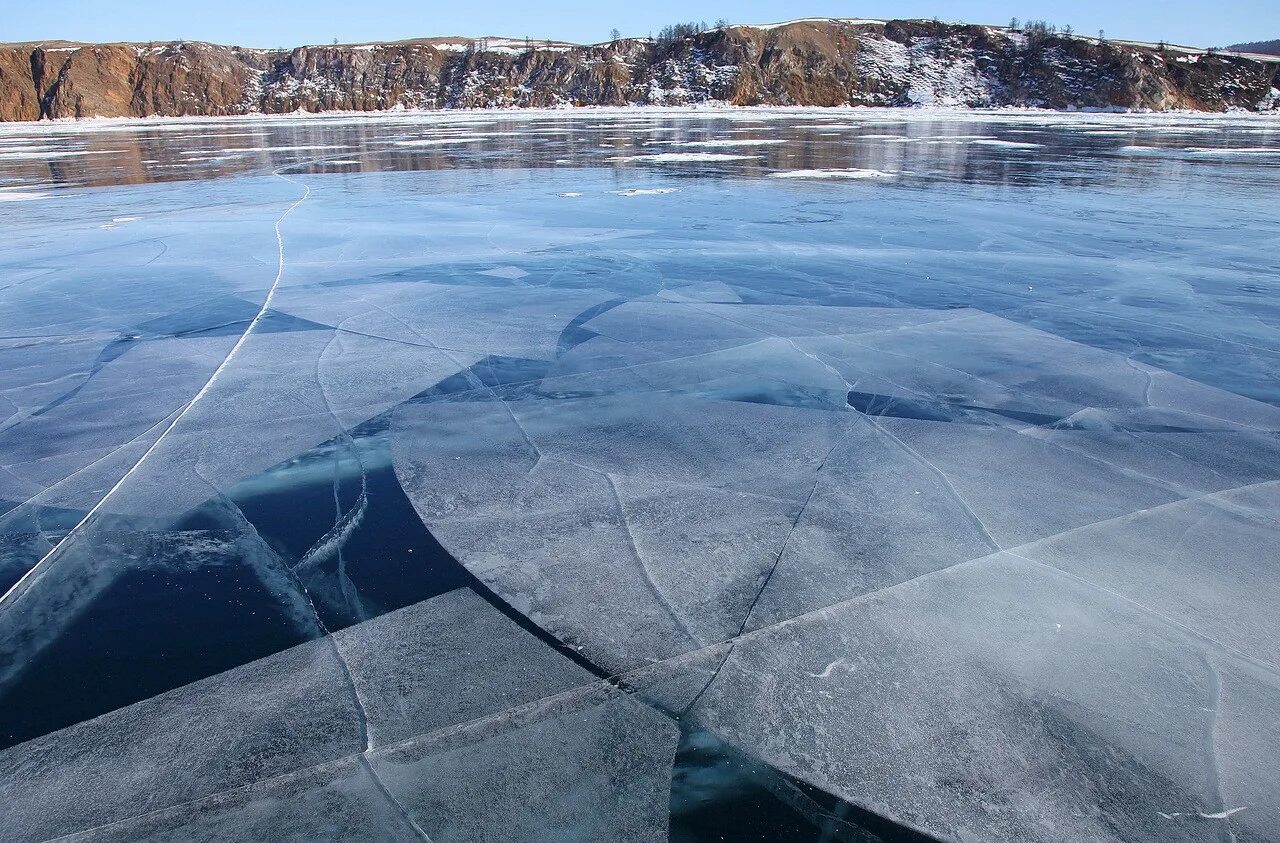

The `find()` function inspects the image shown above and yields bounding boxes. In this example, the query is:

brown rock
[1,21,1277,122]
[40,44,139,118]
[0,47,39,121]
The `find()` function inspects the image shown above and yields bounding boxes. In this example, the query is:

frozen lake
[1,107,1279,842]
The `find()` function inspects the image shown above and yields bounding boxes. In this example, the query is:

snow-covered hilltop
[2,18,1278,121]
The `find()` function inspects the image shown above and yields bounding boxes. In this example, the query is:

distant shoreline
[5,104,1280,133]
[3,20,1278,123]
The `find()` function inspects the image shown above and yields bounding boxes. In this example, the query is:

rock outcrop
[2,19,1278,121]
[0,47,40,121]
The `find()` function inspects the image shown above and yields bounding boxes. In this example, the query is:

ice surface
[368,685,678,843]
[393,395,854,669]
[674,139,788,147]
[1215,661,1280,842]
[770,168,895,179]
[395,298,1280,640]
[686,554,1280,843]
[335,588,595,748]
[868,416,1181,547]
[1009,481,1280,664]
[0,628,362,841]
[614,152,757,162]
[3,108,1280,841]
[73,757,427,842]
[0,589,628,841]
[970,138,1043,148]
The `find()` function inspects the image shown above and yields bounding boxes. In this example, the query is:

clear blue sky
[3,0,1274,50]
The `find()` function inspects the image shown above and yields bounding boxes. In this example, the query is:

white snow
[0,149,121,160]
[970,139,1044,148]
[807,658,854,678]
[749,17,887,30]
[611,187,680,196]
[392,137,489,146]
[612,152,755,162]
[1158,806,1248,820]
[479,266,529,280]
[770,168,895,179]
[675,139,786,147]
[1184,146,1280,155]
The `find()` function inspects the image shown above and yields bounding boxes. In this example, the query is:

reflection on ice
[1,108,1278,842]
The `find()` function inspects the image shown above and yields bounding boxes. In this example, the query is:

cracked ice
[1,107,1279,843]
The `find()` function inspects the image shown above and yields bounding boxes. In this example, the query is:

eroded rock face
[129,43,269,118]
[2,20,1278,121]
[39,45,142,118]
[29,43,269,119]
[0,47,40,121]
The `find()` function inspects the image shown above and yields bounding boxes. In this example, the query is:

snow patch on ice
[1158,806,1248,820]
[393,137,489,147]
[970,139,1044,149]
[611,187,681,196]
[770,168,895,180]
[613,152,755,162]
[0,149,121,160]
[1184,146,1280,156]
[674,139,786,147]
[479,266,529,280]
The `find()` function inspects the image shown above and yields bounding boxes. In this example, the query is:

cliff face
[3,19,1278,121]
[26,42,269,119]
[0,47,40,121]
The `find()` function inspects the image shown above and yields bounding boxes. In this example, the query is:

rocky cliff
[3,19,1278,121]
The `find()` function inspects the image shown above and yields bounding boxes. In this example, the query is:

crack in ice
[0,164,313,611]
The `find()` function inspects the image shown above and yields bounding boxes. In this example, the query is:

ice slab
[0,630,361,842]
[688,554,1280,843]
[542,335,852,410]
[392,395,858,670]
[335,588,595,749]
[1017,426,1280,498]
[0,588,606,841]
[832,310,1280,431]
[0,335,235,483]
[1010,481,1280,666]
[742,415,1001,628]
[394,301,1280,665]
[72,757,426,843]
[871,416,1182,548]
[369,685,678,843]
[4,110,1280,841]
[0,516,324,736]
[1215,661,1280,843]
